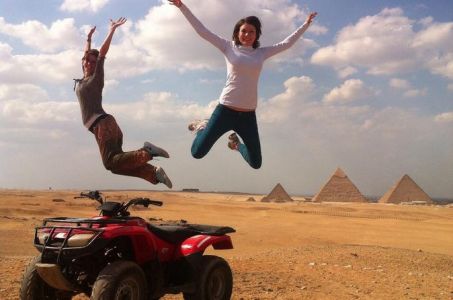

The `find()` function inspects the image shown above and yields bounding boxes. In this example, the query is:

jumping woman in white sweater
[169,0,317,169]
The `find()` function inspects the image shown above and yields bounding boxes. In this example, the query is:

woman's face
[238,23,257,47]
[83,54,97,77]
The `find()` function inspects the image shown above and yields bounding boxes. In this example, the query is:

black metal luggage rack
[42,216,128,226]
[34,217,130,263]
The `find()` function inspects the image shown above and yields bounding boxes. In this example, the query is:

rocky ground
[1,189,452,299]
[2,244,453,299]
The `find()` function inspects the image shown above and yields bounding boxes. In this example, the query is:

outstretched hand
[87,26,96,39]
[306,12,318,25]
[99,17,127,58]
[168,0,182,8]
[109,17,127,31]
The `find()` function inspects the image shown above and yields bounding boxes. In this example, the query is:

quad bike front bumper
[35,263,76,291]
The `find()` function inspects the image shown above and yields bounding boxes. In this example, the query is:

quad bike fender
[180,234,233,256]
[35,263,76,291]
[104,227,162,264]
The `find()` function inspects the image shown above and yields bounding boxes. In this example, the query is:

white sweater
[179,4,310,111]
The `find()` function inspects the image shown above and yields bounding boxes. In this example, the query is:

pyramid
[379,174,432,204]
[312,167,367,203]
[261,183,293,203]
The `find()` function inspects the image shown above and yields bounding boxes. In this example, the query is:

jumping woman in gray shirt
[75,18,173,188]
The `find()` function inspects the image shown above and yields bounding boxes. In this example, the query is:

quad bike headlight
[67,233,96,247]
[37,232,50,245]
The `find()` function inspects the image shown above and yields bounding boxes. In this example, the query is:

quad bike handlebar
[75,190,163,217]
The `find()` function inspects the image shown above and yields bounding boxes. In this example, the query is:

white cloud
[0,48,82,84]
[323,79,375,104]
[413,21,453,51]
[389,78,426,98]
[0,84,78,125]
[260,76,315,123]
[311,8,417,76]
[338,66,358,79]
[132,0,321,72]
[0,18,85,85]
[0,84,48,103]
[418,16,433,27]
[309,24,329,36]
[403,88,426,98]
[389,78,410,89]
[311,8,453,80]
[0,0,325,86]
[60,0,110,13]
[414,22,453,79]
[110,91,216,125]
[435,112,453,123]
[425,53,453,80]
[1,100,77,124]
[0,1,451,197]
[0,17,80,53]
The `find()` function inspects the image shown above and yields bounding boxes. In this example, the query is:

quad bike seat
[147,223,235,244]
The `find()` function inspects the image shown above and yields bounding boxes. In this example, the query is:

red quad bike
[20,190,235,300]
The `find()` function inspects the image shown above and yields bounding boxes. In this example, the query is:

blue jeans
[191,104,262,169]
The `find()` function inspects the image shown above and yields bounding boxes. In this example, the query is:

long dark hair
[232,16,262,49]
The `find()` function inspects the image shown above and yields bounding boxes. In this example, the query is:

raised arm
[263,12,317,59]
[99,17,127,58]
[168,0,228,52]
[84,26,96,53]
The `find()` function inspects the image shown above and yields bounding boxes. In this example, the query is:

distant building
[182,188,200,192]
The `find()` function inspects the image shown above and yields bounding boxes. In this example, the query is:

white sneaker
[144,142,169,158]
[188,119,208,133]
[156,166,172,189]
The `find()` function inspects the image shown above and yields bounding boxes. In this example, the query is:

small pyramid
[261,183,293,203]
[379,174,432,204]
[313,167,367,203]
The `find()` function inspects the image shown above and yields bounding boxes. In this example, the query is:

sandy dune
[0,189,452,299]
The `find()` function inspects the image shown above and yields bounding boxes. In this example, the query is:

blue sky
[0,0,452,198]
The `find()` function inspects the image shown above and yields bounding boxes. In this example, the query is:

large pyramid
[312,168,367,203]
[379,174,433,204]
[261,183,293,203]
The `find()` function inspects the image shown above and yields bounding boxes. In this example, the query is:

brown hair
[80,49,99,75]
[82,49,99,61]
[232,16,262,49]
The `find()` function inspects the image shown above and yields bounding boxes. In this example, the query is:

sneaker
[228,133,240,150]
[156,166,172,189]
[144,142,169,158]
[188,119,208,133]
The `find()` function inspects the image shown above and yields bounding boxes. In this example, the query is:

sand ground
[0,189,452,299]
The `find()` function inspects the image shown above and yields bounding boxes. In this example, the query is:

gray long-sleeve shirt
[76,57,106,129]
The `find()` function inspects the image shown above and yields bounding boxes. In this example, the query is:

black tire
[184,255,233,300]
[90,260,147,300]
[19,255,73,300]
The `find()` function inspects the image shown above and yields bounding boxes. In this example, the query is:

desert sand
[1,189,452,299]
